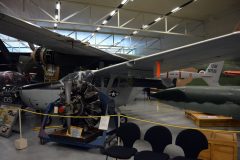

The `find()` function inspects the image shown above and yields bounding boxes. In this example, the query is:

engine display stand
[38,92,118,150]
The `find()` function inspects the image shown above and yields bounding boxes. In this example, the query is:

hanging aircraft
[1,13,240,116]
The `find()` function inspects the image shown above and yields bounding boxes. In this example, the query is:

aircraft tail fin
[202,61,224,86]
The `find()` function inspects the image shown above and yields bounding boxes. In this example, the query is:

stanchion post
[19,109,22,139]
[117,113,120,146]
[14,109,28,149]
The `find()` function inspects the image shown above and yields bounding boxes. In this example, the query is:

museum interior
[0,0,240,160]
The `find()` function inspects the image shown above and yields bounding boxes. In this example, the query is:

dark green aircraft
[152,85,240,119]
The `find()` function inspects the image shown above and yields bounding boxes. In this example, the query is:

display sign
[99,116,110,130]
[0,105,19,137]
[69,126,83,138]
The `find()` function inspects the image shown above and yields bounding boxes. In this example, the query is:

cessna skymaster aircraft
[1,13,240,112]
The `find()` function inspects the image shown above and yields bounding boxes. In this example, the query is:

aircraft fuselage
[152,86,240,119]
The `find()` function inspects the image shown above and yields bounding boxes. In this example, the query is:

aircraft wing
[0,13,126,63]
[94,32,240,78]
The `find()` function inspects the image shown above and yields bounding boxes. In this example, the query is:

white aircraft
[159,61,224,87]
[0,13,240,111]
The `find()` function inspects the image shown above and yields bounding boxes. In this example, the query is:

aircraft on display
[152,61,240,119]
[1,13,240,116]
[18,61,222,110]
[0,71,29,104]
[152,86,240,119]
[159,61,224,87]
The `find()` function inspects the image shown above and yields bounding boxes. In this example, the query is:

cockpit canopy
[60,70,94,84]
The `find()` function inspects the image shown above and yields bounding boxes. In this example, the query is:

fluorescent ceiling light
[121,0,128,5]
[110,10,117,16]
[56,2,60,10]
[96,27,101,31]
[154,17,162,22]
[124,36,129,39]
[133,30,138,34]
[91,33,95,36]
[55,15,58,20]
[102,20,108,25]
[171,7,181,13]
[142,25,148,29]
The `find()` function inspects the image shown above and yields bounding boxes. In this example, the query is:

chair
[134,125,172,160]
[172,129,208,160]
[105,122,141,160]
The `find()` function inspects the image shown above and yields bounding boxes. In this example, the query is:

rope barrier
[1,107,240,133]
[17,108,240,133]
[20,108,118,118]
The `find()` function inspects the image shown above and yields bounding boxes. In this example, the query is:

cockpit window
[60,72,79,83]
[60,71,94,84]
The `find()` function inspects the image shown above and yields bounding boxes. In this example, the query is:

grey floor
[0,97,240,160]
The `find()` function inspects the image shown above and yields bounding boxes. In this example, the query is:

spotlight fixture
[96,27,101,31]
[132,31,138,34]
[110,10,117,16]
[55,15,58,20]
[102,20,108,25]
[54,23,57,27]
[56,1,60,10]
[171,7,181,13]
[142,25,149,29]
[154,17,162,22]
[121,0,128,5]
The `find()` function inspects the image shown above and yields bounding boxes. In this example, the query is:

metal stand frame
[38,92,119,151]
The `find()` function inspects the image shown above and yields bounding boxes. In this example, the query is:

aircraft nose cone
[151,88,187,101]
